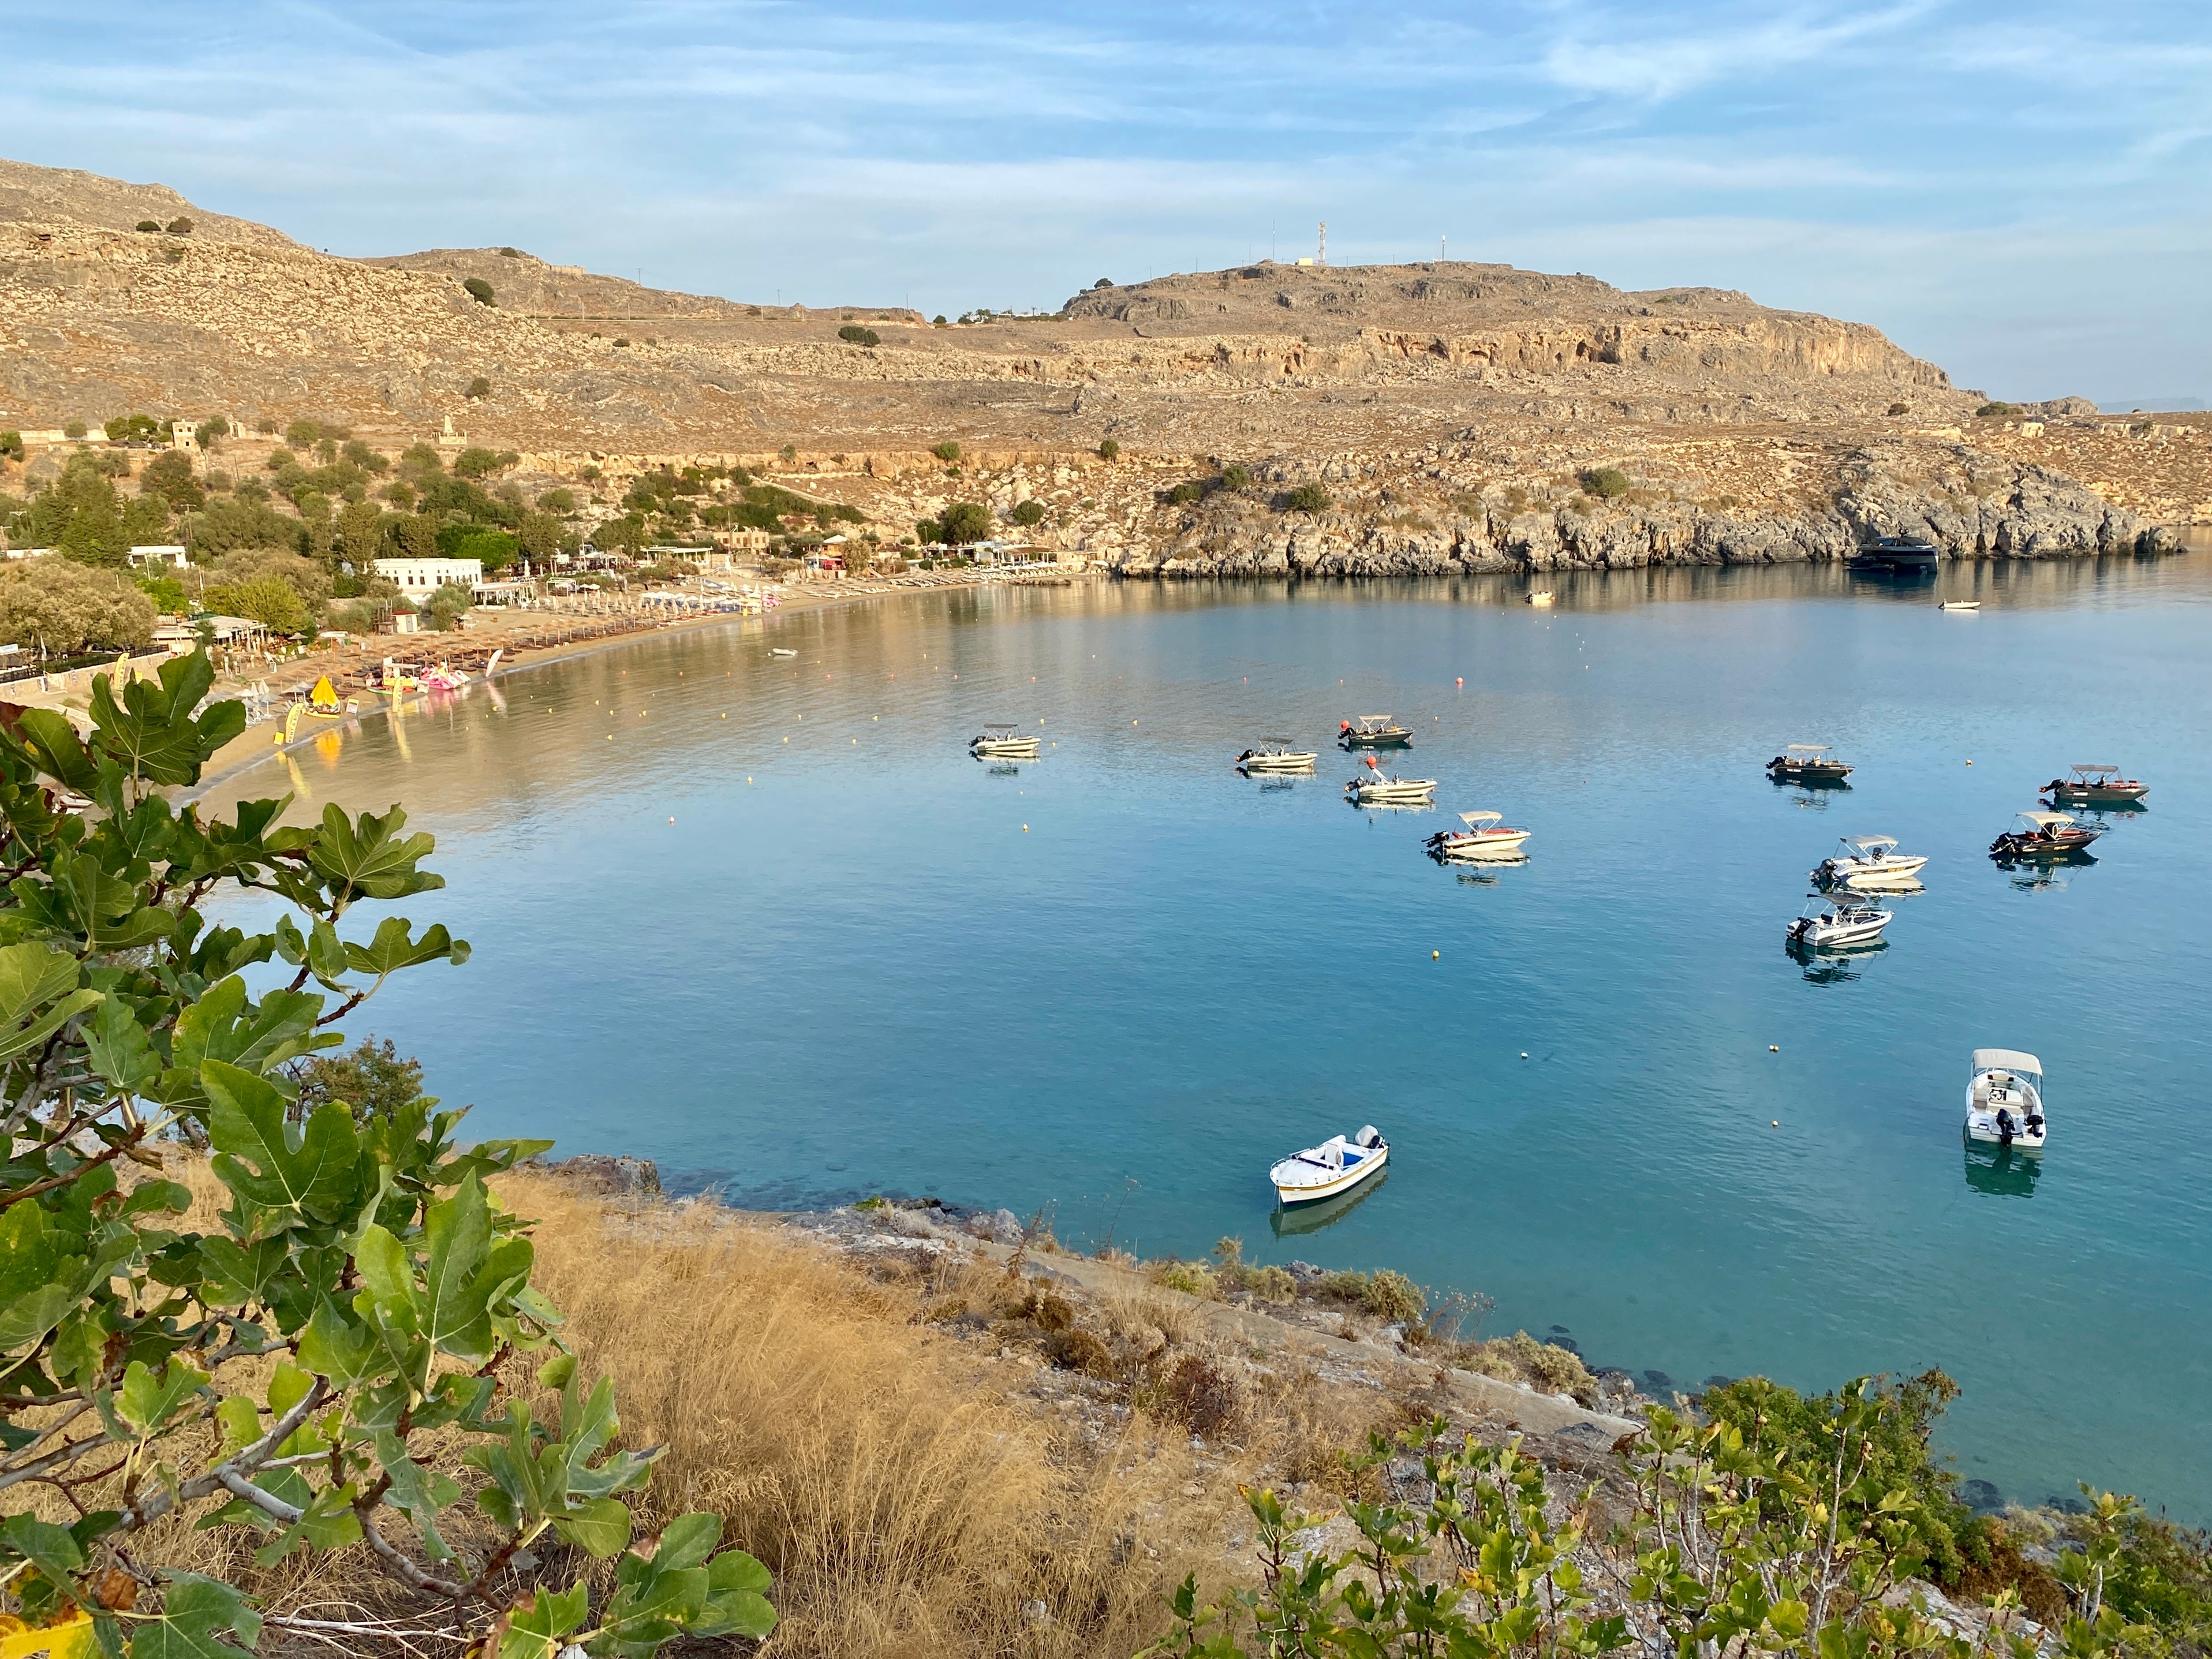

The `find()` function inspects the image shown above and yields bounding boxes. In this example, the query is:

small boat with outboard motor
[1425,810,1531,861]
[1271,1125,1389,1206]
[1786,891,1893,949]
[1345,756,1436,806]
[770,647,798,657]
[1813,835,1929,890]
[970,723,1041,758]
[1527,591,1555,607]
[1849,536,1940,572]
[1940,600,1981,611]
[1989,810,2101,862]
[1236,737,1317,773]
[1767,743,1854,784]
[1339,715,1412,749]
[2041,764,2148,807]
[1965,1048,2046,1151]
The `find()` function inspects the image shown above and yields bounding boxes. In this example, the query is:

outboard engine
[1354,1125,1383,1149]
[2026,1114,2045,1137]
[1997,1108,2016,1146]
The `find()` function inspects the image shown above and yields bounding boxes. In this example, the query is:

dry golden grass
[502,1174,1250,1659]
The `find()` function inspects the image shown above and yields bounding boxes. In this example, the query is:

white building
[375,556,483,593]
[127,545,191,570]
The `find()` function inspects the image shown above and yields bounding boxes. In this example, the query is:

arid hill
[1,156,2202,571]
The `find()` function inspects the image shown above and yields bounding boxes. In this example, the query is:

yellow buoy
[1432,950,1440,959]
[1022,824,1029,831]
[1772,1120,1780,1128]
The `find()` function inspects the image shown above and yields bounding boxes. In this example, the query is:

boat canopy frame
[2068,764,2121,778]
[1971,1048,2043,1081]
[1459,811,1504,828]
[1839,834,1900,856]
[2016,810,2080,831]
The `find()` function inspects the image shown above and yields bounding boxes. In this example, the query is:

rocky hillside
[0,155,2200,570]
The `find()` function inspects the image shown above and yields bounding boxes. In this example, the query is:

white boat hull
[1788,914,1892,947]
[1273,1142,1389,1205]
[972,741,1040,757]
[1242,754,1316,771]
[1435,830,1530,860]
[1964,1114,2045,1150]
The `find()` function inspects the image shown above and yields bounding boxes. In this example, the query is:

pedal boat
[1271,1126,1388,1206]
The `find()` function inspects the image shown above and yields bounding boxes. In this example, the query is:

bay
[201,556,2212,1518]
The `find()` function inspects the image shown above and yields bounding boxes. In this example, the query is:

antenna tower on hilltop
[1317,221,1327,266]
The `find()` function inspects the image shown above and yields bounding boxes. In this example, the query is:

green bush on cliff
[1579,465,1631,499]
[1283,482,1331,513]
[0,653,774,1656]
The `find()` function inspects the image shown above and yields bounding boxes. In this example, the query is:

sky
[5,1,2210,406]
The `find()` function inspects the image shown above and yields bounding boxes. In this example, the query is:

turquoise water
[202,559,2212,1518]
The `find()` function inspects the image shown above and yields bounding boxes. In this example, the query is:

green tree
[465,376,492,399]
[1221,464,1251,491]
[200,414,231,442]
[518,510,561,565]
[185,496,298,558]
[837,324,881,347]
[1011,499,1048,528]
[283,419,321,449]
[294,1036,425,1124]
[140,450,204,511]
[336,499,385,569]
[932,440,962,462]
[1098,439,1120,461]
[464,277,495,305]
[1,432,23,461]
[395,513,440,559]
[914,518,943,545]
[453,447,507,480]
[200,574,310,634]
[166,214,193,232]
[0,654,774,1656]
[135,219,160,231]
[424,581,474,630]
[62,421,88,441]
[939,501,992,545]
[0,559,157,653]
[1579,466,1631,499]
[137,572,188,614]
[1284,483,1331,513]
[536,486,578,514]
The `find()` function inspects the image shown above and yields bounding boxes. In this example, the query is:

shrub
[1362,1268,1426,1324]
[62,420,87,440]
[612,335,630,347]
[283,416,320,447]
[1888,401,1910,416]
[1153,1354,1243,1436]
[499,244,521,256]
[1094,277,1114,289]
[453,445,513,479]
[165,215,193,233]
[914,517,943,545]
[1149,1258,1219,1299]
[293,1034,425,1123]
[837,324,881,347]
[1098,438,1120,461]
[1975,401,2016,418]
[465,375,492,399]
[200,573,311,634]
[779,442,797,461]
[1221,462,1251,490]
[1579,465,1631,499]
[140,448,204,510]
[932,440,962,462]
[1044,1327,1115,1376]
[1244,1265,1296,1304]
[1166,480,1203,506]
[0,558,156,653]
[134,218,160,231]
[463,276,495,305]
[1458,1330,1598,1406]
[1284,482,1331,513]
[0,431,23,461]
[0,657,774,1656]
[933,313,948,325]
[1010,498,1047,527]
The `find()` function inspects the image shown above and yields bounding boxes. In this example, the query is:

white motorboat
[1965,1048,2046,1150]
[1940,600,1981,611]
[1786,891,1893,949]
[1339,714,1413,749]
[770,647,798,656]
[1345,756,1436,806]
[1989,810,2101,862]
[1271,1125,1389,1206]
[1425,810,1531,861]
[1237,737,1317,772]
[1813,835,1929,890]
[1527,591,1555,607]
[970,723,1041,758]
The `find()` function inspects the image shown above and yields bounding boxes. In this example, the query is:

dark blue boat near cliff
[1849,536,1943,573]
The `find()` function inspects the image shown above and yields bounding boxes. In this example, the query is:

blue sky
[6,1,2209,405]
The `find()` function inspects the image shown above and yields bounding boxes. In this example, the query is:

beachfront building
[375,556,483,593]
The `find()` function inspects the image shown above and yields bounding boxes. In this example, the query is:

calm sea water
[201,559,2212,1519]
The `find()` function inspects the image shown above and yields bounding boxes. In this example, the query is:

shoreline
[190,565,1098,797]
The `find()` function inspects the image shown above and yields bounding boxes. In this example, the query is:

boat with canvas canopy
[1236,737,1316,772]
[1344,756,1436,806]
[1989,810,2101,862]
[2041,764,2148,806]
[1425,811,1531,861]
[1339,715,1411,749]
[1786,891,1893,949]
[970,723,1041,758]
[1813,835,1928,890]
[1966,1048,2046,1150]
[1766,743,1853,783]
[1271,1125,1389,1207]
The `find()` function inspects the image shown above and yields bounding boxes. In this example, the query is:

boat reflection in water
[1964,1140,2042,1200]
[1787,937,1887,984]
[1270,1168,1389,1238]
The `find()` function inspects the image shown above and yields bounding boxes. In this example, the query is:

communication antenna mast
[1317,221,1327,266]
